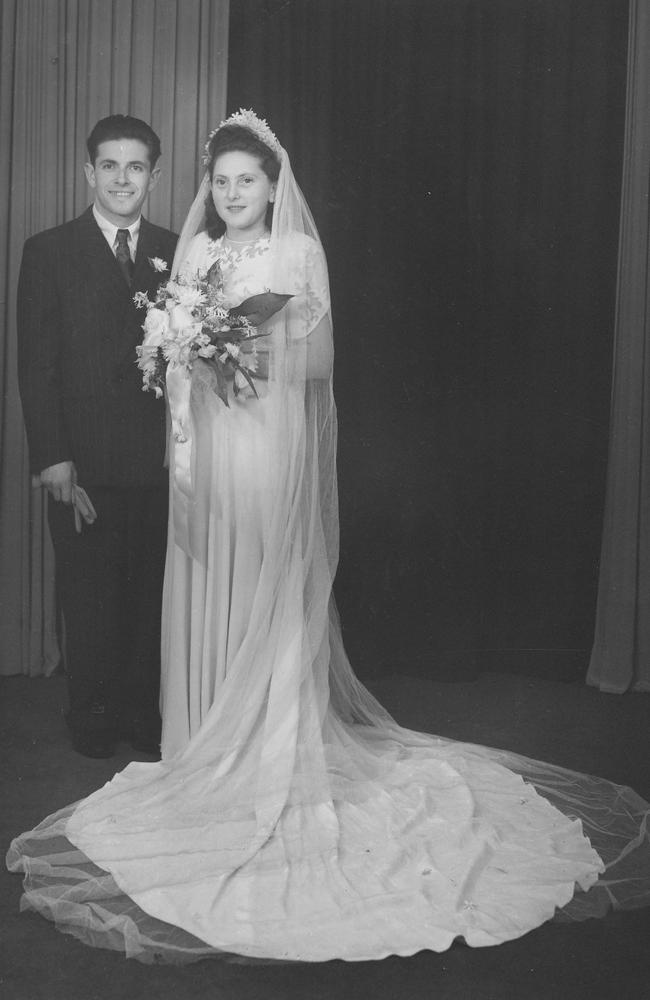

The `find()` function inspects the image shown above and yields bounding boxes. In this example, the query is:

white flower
[137,344,156,364]
[163,280,182,300]
[197,344,217,359]
[194,332,215,355]
[136,344,160,374]
[163,340,194,367]
[168,304,198,336]
[142,307,169,346]
[149,256,168,272]
[133,290,150,309]
[175,285,207,311]
[219,342,241,363]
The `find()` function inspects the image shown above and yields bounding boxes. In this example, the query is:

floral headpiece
[203,109,282,163]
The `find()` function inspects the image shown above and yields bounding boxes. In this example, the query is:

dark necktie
[115,228,134,285]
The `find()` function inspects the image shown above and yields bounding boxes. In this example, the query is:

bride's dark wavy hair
[204,125,281,239]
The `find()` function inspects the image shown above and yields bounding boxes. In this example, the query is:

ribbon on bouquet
[165,363,195,555]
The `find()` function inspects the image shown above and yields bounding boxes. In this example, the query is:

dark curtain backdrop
[228,0,628,682]
[588,0,650,693]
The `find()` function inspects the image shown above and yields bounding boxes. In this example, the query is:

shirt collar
[93,204,141,246]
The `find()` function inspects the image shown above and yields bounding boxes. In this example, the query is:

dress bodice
[181,232,273,310]
[180,230,330,341]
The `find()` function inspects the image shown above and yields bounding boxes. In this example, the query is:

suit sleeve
[17,237,72,474]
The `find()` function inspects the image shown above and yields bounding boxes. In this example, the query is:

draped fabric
[0,1,59,678]
[0,0,229,676]
[588,0,650,693]
[228,0,628,680]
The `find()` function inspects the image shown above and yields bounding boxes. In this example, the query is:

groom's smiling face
[84,138,160,227]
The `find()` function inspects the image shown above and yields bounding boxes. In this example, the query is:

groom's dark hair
[87,115,162,167]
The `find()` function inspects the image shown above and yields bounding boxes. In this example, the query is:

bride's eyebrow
[214,171,259,179]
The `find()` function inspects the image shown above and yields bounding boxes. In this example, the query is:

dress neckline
[217,233,271,250]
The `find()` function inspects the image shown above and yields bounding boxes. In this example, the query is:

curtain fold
[588,0,650,693]
[0,0,228,676]
[228,0,627,681]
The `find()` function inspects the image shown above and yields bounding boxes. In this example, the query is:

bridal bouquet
[135,258,291,407]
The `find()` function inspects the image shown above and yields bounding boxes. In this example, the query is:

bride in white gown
[7,110,650,963]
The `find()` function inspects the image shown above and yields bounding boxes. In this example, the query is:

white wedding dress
[7,208,650,965]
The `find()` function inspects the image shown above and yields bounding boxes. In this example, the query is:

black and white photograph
[1,2,650,998]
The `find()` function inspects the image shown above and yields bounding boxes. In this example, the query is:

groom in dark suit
[17,115,177,759]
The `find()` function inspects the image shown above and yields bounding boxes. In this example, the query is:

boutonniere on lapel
[148,256,168,273]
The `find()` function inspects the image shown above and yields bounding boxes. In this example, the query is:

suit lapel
[133,219,172,295]
[69,209,142,369]
[72,209,171,299]
[117,218,172,368]
[69,211,172,369]
[71,207,132,301]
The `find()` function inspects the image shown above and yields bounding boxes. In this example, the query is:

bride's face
[210,151,276,240]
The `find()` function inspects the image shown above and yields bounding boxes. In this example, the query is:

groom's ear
[84,161,97,189]
[147,165,162,192]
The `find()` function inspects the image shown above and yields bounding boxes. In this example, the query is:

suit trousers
[48,484,168,737]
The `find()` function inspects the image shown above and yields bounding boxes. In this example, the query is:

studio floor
[2,668,649,1000]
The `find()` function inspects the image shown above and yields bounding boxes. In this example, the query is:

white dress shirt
[93,204,141,261]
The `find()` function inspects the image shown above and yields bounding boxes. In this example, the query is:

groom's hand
[40,461,76,503]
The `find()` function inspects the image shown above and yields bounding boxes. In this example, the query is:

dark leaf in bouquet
[233,362,260,399]
[221,326,270,344]
[229,291,293,327]
[206,259,222,289]
[212,360,231,408]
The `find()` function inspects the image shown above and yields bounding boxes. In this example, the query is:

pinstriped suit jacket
[17,207,178,487]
